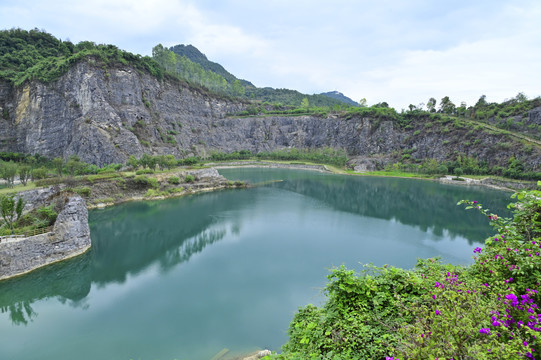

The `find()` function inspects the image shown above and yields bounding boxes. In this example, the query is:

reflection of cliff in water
[264,172,511,242]
[0,191,238,325]
[88,192,234,285]
[0,253,92,325]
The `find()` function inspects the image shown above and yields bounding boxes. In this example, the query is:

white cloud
[1,0,540,108]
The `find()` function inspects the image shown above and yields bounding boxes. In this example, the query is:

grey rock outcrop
[528,107,541,126]
[0,195,90,280]
[0,59,540,170]
[17,185,63,213]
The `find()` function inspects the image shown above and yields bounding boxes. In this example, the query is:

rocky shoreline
[0,195,90,281]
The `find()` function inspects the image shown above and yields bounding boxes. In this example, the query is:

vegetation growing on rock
[275,189,541,359]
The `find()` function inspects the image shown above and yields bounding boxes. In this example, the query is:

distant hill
[169,44,253,87]
[168,44,353,107]
[320,91,358,107]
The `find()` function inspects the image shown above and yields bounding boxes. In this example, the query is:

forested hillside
[163,43,352,107]
[0,28,163,86]
[169,44,253,87]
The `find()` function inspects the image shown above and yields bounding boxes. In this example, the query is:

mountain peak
[169,44,208,62]
[319,91,358,106]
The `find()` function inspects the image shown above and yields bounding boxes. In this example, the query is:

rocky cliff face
[0,195,90,280]
[0,59,539,170]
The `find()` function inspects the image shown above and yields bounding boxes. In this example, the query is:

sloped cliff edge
[0,59,540,170]
[0,195,90,280]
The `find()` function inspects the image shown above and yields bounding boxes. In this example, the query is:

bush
[73,186,91,197]
[31,167,49,180]
[135,168,154,175]
[184,174,195,183]
[36,205,57,226]
[168,176,180,185]
[280,191,541,360]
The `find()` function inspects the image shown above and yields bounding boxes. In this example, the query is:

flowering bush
[277,190,541,360]
[391,192,541,359]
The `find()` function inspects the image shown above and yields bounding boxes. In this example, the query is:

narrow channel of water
[0,169,512,360]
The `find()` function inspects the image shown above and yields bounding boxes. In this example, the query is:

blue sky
[2,0,540,109]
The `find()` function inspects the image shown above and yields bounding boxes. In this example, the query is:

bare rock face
[528,107,541,126]
[0,195,90,280]
[17,185,63,213]
[0,59,540,170]
[0,61,403,165]
[53,195,91,253]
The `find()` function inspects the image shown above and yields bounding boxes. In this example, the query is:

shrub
[36,205,57,226]
[73,186,91,197]
[144,189,159,197]
[184,174,195,183]
[31,167,49,180]
[281,191,541,360]
[168,176,180,185]
[135,168,154,175]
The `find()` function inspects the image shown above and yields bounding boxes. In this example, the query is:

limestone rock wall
[0,196,90,280]
[0,59,539,170]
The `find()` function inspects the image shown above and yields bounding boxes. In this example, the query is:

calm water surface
[0,169,512,360]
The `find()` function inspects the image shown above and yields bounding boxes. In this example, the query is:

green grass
[0,182,37,195]
[345,169,436,179]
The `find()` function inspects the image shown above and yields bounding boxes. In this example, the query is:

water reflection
[0,169,511,330]
[0,253,91,325]
[221,168,512,242]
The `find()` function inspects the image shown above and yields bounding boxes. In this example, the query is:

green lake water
[0,168,512,360]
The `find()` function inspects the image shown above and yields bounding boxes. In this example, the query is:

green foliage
[0,160,18,187]
[280,192,541,360]
[52,157,63,176]
[135,168,155,175]
[18,165,31,186]
[167,176,180,185]
[256,147,348,167]
[36,205,57,226]
[184,174,195,183]
[73,186,91,197]
[0,194,24,231]
[179,157,200,166]
[0,28,163,86]
[210,150,253,161]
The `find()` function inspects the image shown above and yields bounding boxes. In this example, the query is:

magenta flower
[435,310,441,315]
[479,328,491,334]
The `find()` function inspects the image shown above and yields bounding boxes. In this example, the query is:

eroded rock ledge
[0,167,232,280]
[0,195,90,280]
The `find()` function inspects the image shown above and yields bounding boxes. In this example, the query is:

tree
[456,101,467,117]
[231,80,245,97]
[0,161,18,187]
[0,194,24,233]
[439,96,456,114]
[156,155,168,170]
[127,155,139,170]
[18,165,31,186]
[358,98,367,107]
[515,92,528,103]
[65,155,82,176]
[301,98,309,109]
[52,157,63,176]
[474,95,487,108]
[427,98,437,112]
[165,155,177,169]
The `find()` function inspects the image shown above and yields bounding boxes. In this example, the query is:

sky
[1,0,540,110]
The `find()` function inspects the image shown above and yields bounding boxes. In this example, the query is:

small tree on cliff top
[0,194,24,233]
